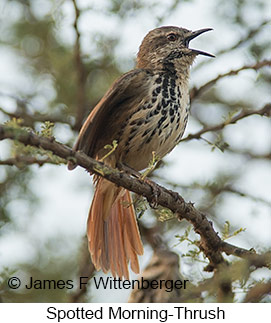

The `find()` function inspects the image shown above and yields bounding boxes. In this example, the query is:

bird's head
[137,26,214,73]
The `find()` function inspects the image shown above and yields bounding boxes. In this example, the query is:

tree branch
[226,146,271,161]
[223,186,271,208]
[182,103,271,142]
[244,281,271,302]
[0,156,58,167]
[71,0,88,130]
[190,60,271,101]
[0,106,72,128]
[1,124,268,273]
[216,20,270,56]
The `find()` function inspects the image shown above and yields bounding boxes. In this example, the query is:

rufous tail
[87,177,144,279]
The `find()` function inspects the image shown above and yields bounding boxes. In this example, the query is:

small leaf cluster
[222,221,246,240]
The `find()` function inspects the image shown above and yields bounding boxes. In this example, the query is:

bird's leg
[116,162,144,209]
[141,151,161,208]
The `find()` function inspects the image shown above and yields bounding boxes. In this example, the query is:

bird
[68,26,214,279]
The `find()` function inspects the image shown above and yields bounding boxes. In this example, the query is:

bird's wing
[68,69,151,169]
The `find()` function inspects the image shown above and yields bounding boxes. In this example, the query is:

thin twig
[71,0,88,130]
[217,20,270,56]
[0,156,58,167]
[190,60,271,101]
[223,186,271,208]
[182,103,271,142]
[194,19,270,71]
[0,106,71,128]
[226,146,271,161]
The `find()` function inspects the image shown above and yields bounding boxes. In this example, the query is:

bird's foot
[117,162,160,208]
[168,189,180,202]
[143,177,160,209]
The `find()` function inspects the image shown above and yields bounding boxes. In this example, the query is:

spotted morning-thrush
[68,26,214,279]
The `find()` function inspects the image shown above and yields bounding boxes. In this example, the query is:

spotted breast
[117,70,190,171]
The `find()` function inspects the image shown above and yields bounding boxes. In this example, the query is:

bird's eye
[167,33,177,42]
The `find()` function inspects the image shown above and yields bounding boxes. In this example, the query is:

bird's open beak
[185,28,215,58]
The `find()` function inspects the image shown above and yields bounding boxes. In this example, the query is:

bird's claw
[168,189,180,202]
[144,178,160,209]
[118,162,160,208]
